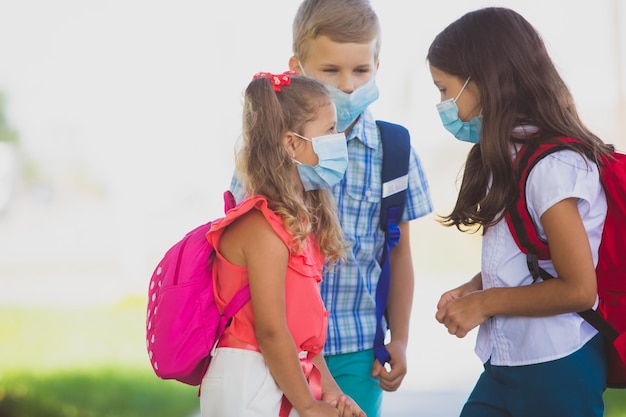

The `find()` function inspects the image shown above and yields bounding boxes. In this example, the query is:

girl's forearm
[257,329,316,413]
[311,354,341,393]
[481,276,595,318]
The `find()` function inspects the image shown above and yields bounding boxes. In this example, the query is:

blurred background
[0,1,624,416]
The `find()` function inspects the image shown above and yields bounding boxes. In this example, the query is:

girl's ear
[283,131,297,157]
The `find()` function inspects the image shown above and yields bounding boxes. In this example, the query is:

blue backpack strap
[377,121,411,231]
[373,120,411,365]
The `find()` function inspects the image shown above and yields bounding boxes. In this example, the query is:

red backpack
[505,137,626,388]
[146,191,250,386]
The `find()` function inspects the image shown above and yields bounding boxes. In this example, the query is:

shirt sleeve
[402,146,433,222]
[229,170,247,203]
[525,149,601,239]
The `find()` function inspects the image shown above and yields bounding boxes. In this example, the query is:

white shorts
[200,347,298,417]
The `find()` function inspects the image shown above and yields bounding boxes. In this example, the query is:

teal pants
[325,349,383,417]
[461,333,607,417]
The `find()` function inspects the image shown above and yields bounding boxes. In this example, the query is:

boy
[232,1,432,415]
[289,1,433,415]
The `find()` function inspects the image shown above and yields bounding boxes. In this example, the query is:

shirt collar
[511,124,540,139]
[344,109,378,150]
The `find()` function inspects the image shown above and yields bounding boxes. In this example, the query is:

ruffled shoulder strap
[207,195,292,248]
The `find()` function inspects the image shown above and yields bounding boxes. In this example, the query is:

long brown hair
[427,7,610,232]
[237,74,346,265]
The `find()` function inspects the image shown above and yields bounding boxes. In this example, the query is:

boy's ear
[288,56,302,74]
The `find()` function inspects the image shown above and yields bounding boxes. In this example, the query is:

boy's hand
[371,340,407,391]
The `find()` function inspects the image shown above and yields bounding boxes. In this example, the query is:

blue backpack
[374,120,411,365]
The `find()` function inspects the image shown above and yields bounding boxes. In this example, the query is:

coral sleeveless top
[206,195,328,357]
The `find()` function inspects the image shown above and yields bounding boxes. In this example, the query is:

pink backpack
[146,190,251,386]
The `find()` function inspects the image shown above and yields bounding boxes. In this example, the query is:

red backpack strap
[506,141,560,279]
[505,137,595,279]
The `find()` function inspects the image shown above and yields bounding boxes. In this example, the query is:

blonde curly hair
[236,74,347,265]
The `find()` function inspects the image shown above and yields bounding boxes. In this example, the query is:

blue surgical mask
[436,77,482,144]
[298,62,379,132]
[292,132,348,191]
[327,77,379,132]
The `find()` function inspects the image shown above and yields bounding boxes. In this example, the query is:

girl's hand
[437,272,483,310]
[436,288,463,310]
[437,275,482,310]
[322,391,366,417]
[299,400,341,417]
[435,290,488,338]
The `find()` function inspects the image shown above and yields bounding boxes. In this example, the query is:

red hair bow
[252,71,297,92]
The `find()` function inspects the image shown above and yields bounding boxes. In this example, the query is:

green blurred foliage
[0,303,198,417]
[1,303,625,416]
[606,389,626,417]
[0,369,198,417]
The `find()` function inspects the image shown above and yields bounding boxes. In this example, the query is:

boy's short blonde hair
[292,0,381,63]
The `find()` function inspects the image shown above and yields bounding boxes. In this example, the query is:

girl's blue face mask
[436,77,482,144]
[292,132,348,191]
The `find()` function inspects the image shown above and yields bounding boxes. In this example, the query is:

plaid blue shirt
[230,109,432,355]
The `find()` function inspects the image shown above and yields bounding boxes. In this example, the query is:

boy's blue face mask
[436,77,482,144]
[326,76,379,132]
[298,61,379,132]
[292,132,348,191]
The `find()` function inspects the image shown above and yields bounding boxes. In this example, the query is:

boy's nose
[338,75,356,94]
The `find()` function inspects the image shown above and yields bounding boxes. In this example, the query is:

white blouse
[475,147,607,366]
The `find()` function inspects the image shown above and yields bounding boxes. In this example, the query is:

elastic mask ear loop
[291,132,312,143]
[290,132,311,165]
[454,76,471,102]
[298,60,307,76]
